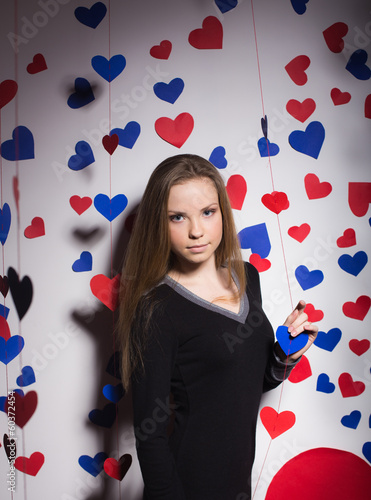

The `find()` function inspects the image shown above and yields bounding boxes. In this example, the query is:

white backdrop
[1,0,370,498]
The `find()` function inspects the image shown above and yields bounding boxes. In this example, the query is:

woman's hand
[275,300,319,362]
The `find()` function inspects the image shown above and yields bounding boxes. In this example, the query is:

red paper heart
[286,99,316,122]
[0,79,18,109]
[342,295,370,321]
[304,174,332,199]
[27,53,47,74]
[304,303,324,322]
[288,223,310,242]
[349,339,370,356]
[348,182,371,217]
[249,253,271,272]
[288,355,312,383]
[70,195,92,215]
[225,174,247,210]
[331,88,351,106]
[261,191,289,214]
[365,94,371,119]
[285,55,311,86]
[150,40,172,59]
[323,22,348,53]
[188,16,223,49]
[24,217,45,239]
[13,176,20,213]
[338,373,365,398]
[14,452,44,476]
[337,228,356,248]
[155,112,194,148]
[0,316,11,340]
[102,134,119,155]
[0,275,9,298]
[260,406,296,439]
[90,274,121,311]
[104,454,132,480]
[5,391,38,428]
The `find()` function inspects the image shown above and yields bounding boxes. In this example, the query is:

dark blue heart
[290,0,309,15]
[153,78,184,104]
[79,452,108,476]
[72,251,93,272]
[346,50,371,80]
[338,251,368,276]
[341,410,361,429]
[289,121,325,159]
[0,203,11,245]
[16,365,36,387]
[89,403,116,428]
[295,265,324,290]
[314,328,342,352]
[316,373,335,393]
[276,325,308,356]
[68,141,95,171]
[8,267,33,320]
[261,115,268,139]
[92,54,126,82]
[214,0,238,13]
[1,126,34,161]
[74,2,107,28]
[362,441,371,464]
[0,389,24,411]
[67,78,95,109]
[258,137,280,157]
[209,146,227,169]
[0,335,25,365]
[238,223,271,258]
[94,194,128,222]
[103,383,125,403]
[110,121,141,149]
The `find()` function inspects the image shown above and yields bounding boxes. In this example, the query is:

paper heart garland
[288,355,312,383]
[0,203,11,245]
[316,373,335,393]
[24,217,45,239]
[70,196,92,215]
[153,78,184,104]
[261,191,289,214]
[295,265,324,290]
[74,2,107,28]
[276,325,308,355]
[238,223,271,258]
[289,121,325,159]
[304,303,324,322]
[0,335,25,364]
[249,254,271,272]
[102,134,119,155]
[155,112,194,148]
[68,141,95,171]
[14,452,44,476]
[285,55,310,85]
[287,223,310,242]
[94,194,128,222]
[338,251,367,276]
[8,267,33,320]
[103,383,125,403]
[79,452,108,477]
[92,55,126,82]
[260,406,296,439]
[0,316,11,340]
[0,79,18,109]
[257,138,280,157]
[1,126,35,161]
[27,53,47,74]
[67,78,95,109]
[104,454,132,480]
[226,175,247,210]
[5,391,38,428]
[188,16,223,50]
[89,403,116,428]
[72,251,93,272]
[110,121,141,149]
[150,40,172,59]
[17,366,36,387]
[3,434,17,461]
[90,274,121,311]
[286,98,316,122]
[314,328,342,352]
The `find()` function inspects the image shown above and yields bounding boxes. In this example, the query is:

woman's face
[167,178,223,270]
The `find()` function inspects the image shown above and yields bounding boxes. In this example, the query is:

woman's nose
[189,218,204,239]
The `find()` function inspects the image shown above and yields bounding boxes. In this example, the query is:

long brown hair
[118,154,246,390]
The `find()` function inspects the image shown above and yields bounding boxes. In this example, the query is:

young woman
[118,154,318,500]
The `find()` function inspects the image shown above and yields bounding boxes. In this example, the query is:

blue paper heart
[314,328,342,352]
[209,146,227,169]
[103,383,125,403]
[341,410,361,429]
[295,265,324,290]
[16,365,36,387]
[0,305,10,319]
[338,251,368,276]
[346,50,371,80]
[79,452,108,476]
[257,137,280,157]
[289,121,325,159]
[238,223,271,258]
[89,403,116,428]
[0,203,11,245]
[94,194,128,222]
[0,335,25,365]
[0,389,24,412]
[276,325,308,356]
[153,78,185,104]
[110,121,141,149]
[316,373,335,394]
[1,126,35,161]
[214,0,238,13]
[74,2,107,28]
[290,0,309,15]
[72,251,93,272]
[362,442,371,464]
[67,78,95,109]
[92,55,126,82]
[68,141,95,171]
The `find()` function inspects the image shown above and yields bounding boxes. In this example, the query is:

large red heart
[90,274,121,311]
[287,223,310,242]
[102,134,119,155]
[249,253,271,272]
[285,55,310,86]
[5,391,38,428]
[342,295,370,321]
[304,174,332,199]
[155,112,194,148]
[338,373,365,398]
[24,217,45,239]
[150,40,172,59]
[225,174,247,210]
[104,454,132,480]
[331,88,351,106]
[188,16,223,49]
[365,94,371,119]
[286,99,316,122]
[337,228,356,248]
[348,182,371,217]
[288,355,312,383]
[349,339,370,356]
[70,195,92,215]
[0,79,18,109]
[260,406,296,439]
[27,53,47,74]
[261,191,289,214]
[323,22,348,53]
[14,452,44,476]
[304,303,324,322]
[0,316,11,340]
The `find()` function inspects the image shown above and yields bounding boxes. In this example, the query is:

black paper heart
[8,267,33,320]
[3,433,17,462]
[261,115,268,139]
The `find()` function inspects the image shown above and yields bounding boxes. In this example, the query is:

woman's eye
[170,214,184,222]
[203,209,215,217]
